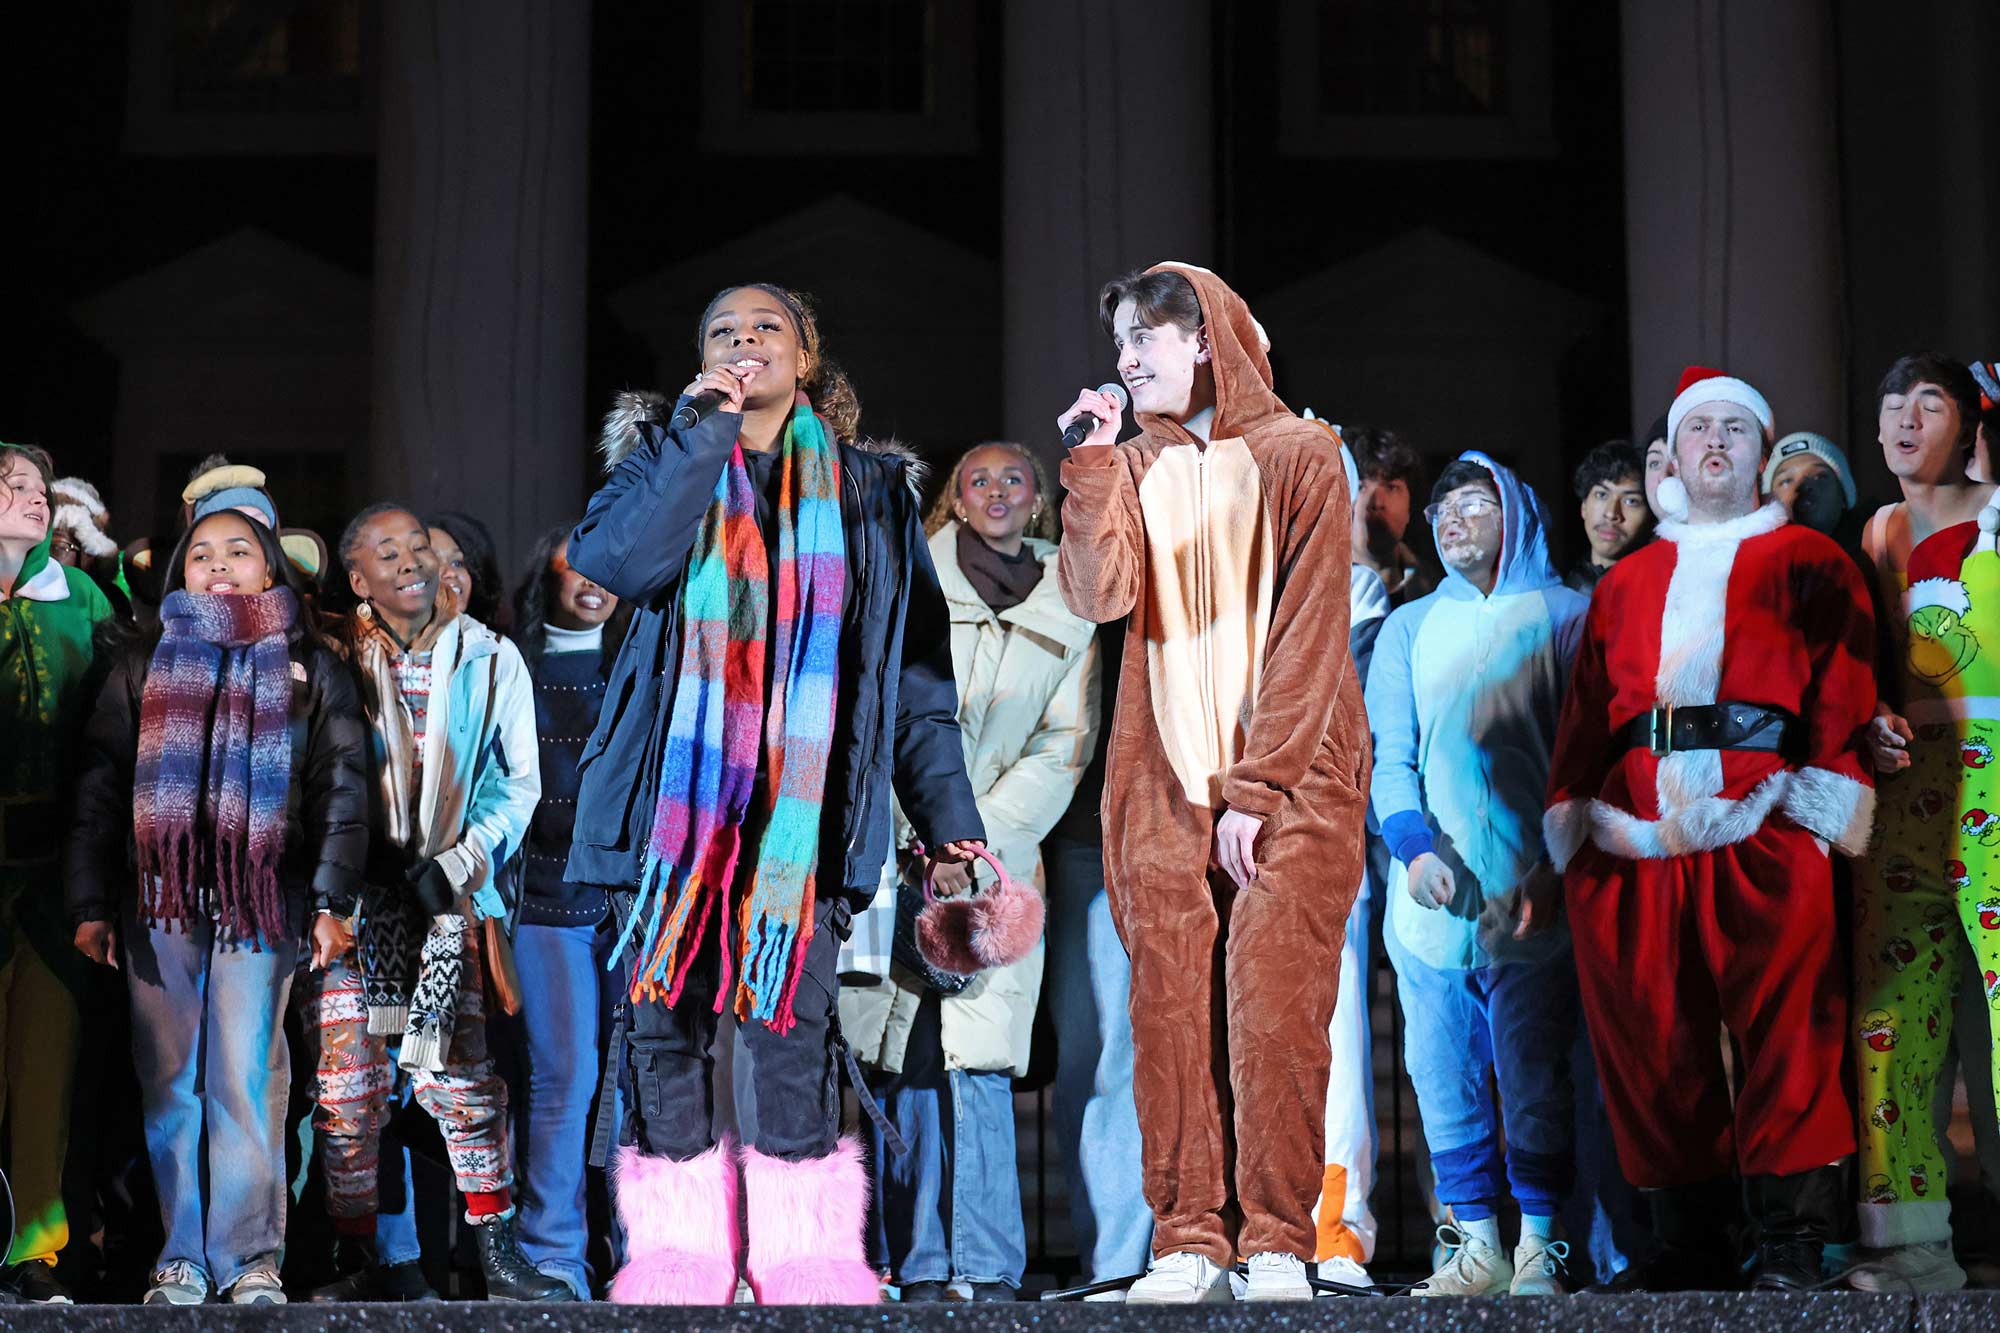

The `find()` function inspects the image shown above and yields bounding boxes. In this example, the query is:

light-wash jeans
[1386,928,1578,1222]
[869,993,1026,1289]
[509,921,603,1299]
[1044,834,1151,1280]
[126,915,298,1290]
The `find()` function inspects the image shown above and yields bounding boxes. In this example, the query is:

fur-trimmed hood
[597,389,927,494]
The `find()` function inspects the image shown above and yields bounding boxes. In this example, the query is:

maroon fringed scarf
[134,586,298,947]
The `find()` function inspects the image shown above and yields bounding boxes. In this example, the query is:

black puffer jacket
[563,391,984,905]
[65,634,371,937]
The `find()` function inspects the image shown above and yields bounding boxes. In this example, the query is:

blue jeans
[126,915,297,1289]
[1388,933,1578,1222]
[869,994,1026,1288]
[509,922,603,1299]
[1044,834,1151,1280]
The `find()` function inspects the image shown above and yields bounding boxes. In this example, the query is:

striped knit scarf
[135,586,298,948]
[615,400,845,1033]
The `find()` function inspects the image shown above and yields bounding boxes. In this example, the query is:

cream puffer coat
[839,524,1100,1076]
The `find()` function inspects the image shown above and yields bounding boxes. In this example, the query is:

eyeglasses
[1423,495,1500,524]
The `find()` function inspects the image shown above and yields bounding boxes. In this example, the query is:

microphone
[670,388,730,432]
[1061,383,1131,450]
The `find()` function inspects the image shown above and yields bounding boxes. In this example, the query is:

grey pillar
[1620,0,1843,438]
[1001,0,1215,453]
[371,0,590,574]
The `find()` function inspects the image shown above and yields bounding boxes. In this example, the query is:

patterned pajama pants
[1852,720,2000,1248]
[304,931,511,1216]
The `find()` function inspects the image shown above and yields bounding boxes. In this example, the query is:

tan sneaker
[1510,1237,1570,1295]
[1410,1225,1513,1297]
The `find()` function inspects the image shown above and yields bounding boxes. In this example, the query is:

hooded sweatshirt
[1058,262,1364,819]
[1366,451,1588,971]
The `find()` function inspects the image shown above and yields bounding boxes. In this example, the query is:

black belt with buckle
[1618,703,1795,757]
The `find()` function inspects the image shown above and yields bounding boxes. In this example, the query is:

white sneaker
[228,1266,287,1304]
[1126,1251,1231,1304]
[145,1260,212,1306]
[1410,1225,1513,1297]
[1242,1252,1313,1301]
[1317,1255,1374,1290]
[1846,1241,1967,1292]
[1510,1237,1570,1295]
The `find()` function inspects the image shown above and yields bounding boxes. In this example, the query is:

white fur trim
[1783,765,1875,857]
[1906,576,1970,616]
[1583,770,1790,860]
[1655,475,1689,521]
[1667,375,1774,448]
[1655,500,1788,546]
[1543,800,1590,873]
[51,503,117,557]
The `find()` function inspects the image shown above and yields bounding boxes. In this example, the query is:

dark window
[744,0,930,115]
[1319,0,1506,117]
[171,0,364,116]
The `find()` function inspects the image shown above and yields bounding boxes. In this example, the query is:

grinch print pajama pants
[1852,720,2000,1248]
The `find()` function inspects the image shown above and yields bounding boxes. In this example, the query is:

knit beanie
[50,476,117,557]
[1762,432,1856,507]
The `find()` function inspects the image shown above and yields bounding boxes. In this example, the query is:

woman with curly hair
[565,283,983,1305]
[842,441,1097,1300]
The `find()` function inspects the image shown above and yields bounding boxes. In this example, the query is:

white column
[371,0,590,571]
[1620,0,1843,436]
[1001,0,1215,452]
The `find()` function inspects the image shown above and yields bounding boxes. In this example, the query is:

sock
[1459,1216,1502,1251]
[464,1188,513,1220]
[1520,1213,1557,1243]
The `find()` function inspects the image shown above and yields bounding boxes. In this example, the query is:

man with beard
[1544,367,1877,1290]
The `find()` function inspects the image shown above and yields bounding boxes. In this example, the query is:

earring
[356,601,374,621]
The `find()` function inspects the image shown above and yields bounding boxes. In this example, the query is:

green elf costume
[1,522,112,1276]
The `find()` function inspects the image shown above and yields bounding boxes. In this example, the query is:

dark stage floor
[3,1292,1999,1331]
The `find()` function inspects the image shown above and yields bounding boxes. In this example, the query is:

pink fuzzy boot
[607,1142,740,1304]
[742,1137,882,1304]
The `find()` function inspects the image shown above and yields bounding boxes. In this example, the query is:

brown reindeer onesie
[1058,263,1371,1264]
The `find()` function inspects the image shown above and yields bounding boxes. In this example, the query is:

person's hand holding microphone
[1056,383,1129,453]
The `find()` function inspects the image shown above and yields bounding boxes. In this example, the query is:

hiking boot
[471,1210,575,1302]
[1510,1237,1571,1296]
[1746,1166,1839,1292]
[1126,1251,1231,1304]
[310,1258,439,1302]
[1242,1252,1313,1301]
[144,1261,212,1306]
[1411,1224,1512,1296]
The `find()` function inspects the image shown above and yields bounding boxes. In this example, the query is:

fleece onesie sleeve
[1057,445,1146,625]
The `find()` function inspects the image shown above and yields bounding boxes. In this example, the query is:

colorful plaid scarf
[614,400,845,1033]
[135,586,298,947]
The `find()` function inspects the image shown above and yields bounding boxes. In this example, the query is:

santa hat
[1666,365,1774,448]
[1656,366,1775,521]
[1761,431,1856,507]
[50,476,117,558]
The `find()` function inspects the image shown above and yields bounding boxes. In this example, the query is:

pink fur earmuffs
[914,844,1043,977]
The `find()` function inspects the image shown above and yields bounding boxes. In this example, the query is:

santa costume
[1543,368,1876,1288]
